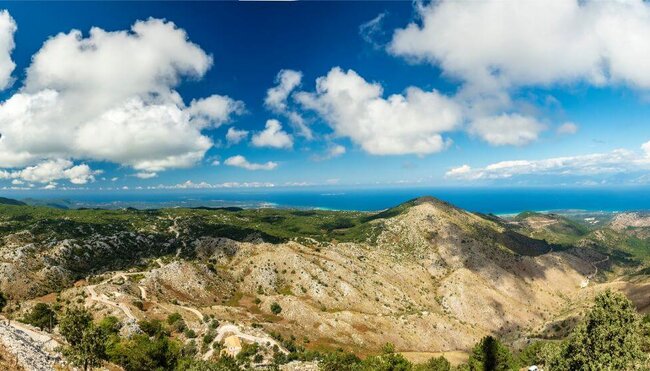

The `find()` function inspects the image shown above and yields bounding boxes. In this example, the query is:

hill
[0,197,26,206]
[0,196,648,366]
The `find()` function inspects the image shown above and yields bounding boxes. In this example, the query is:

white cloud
[134,172,157,179]
[557,122,579,135]
[297,67,461,155]
[224,155,278,171]
[251,119,293,149]
[265,69,312,139]
[225,127,249,145]
[359,12,387,49]
[390,0,650,92]
[445,164,472,178]
[468,114,546,146]
[187,95,245,129]
[312,143,346,161]
[446,142,650,181]
[0,11,16,90]
[148,180,276,190]
[0,159,100,184]
[326,144,346,158]
[0,18,243,174]
[643,140,650,156]
[389,1,650,146]
[265,69,302,113]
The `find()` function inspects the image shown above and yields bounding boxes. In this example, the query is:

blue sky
[0,0,649,192]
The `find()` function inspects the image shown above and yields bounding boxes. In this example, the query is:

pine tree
[549,290,646,370]
[467,336,515,371]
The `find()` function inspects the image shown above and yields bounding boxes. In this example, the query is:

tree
[467,336,515,371]
[360,343,413,371]
[59,306,92,346]
[22,303,57,332]
[0,291,7,312]
[270,302,282,315]
[415,356,451,371]
[138,319,168,338]
[97,316,121,336]
[320,349,361,371]
[106,333,181,371]
[65,325,108,371]
[548,290,646,370]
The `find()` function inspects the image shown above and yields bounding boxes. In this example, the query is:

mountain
[0,197,26,206]
[0,197,648,360]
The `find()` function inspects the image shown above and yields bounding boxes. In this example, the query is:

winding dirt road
[581,255,610,288]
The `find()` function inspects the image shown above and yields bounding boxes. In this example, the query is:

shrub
[138,319,168,338]
[97,316,121,336]
[106,333,181,371]
[270,302,282,315]
[416,356,451,371]
[167,312,182,325]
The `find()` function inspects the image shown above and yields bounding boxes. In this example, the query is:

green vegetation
[467,336,515,371]
[546,290,646,370]
[0,197,26,206]
[0,291,8,313]
[22,303,57,332]
[270,302,282,315]
[59,306,93,346]
[43,289,650,371]
[59,307,107,371]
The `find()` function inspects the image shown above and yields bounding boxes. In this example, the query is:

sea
[4,186,650,215]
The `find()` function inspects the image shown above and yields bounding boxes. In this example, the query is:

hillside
[0,197,648,368]
[0,197,25,206]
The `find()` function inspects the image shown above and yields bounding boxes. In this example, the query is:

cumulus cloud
[224,155,278,171]
[0,11,16,90]
[390,0,650,92]
[557,122,579,135]
[251,119,293,149]
[388,0,650,146]
[265,69,302,113]
[265,69,312,139]
[187,95,245,129]
[0,159,100,184]
[469,114,546,146]
[225,127,249,145]
[0,18,243,174]
[297,67,461,155]
[446,142,650,182]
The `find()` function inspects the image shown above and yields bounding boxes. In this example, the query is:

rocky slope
[0,197,646,358]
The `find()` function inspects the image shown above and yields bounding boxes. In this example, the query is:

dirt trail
[581,255,610,288]
[203,323,289,360]
[87,284,136,321]
[167,216,184,257]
